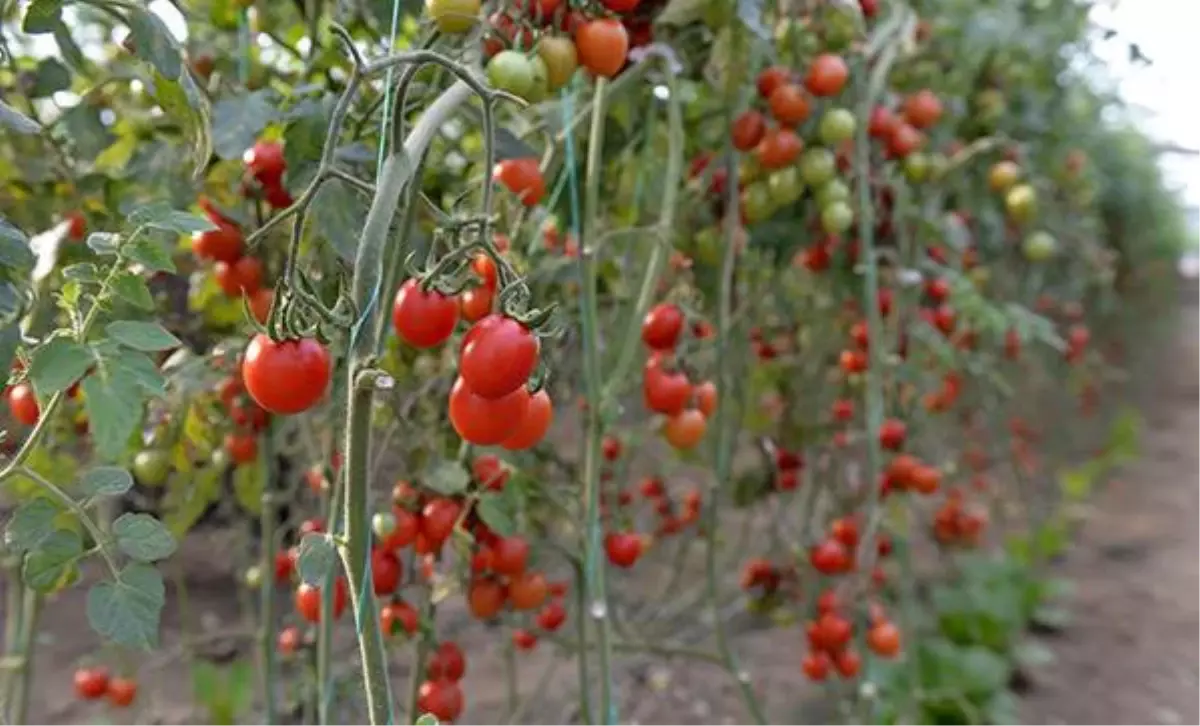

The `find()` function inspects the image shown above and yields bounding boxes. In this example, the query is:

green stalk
[576,76,616,725]
[404,593,434,724]
[10,587,40,725]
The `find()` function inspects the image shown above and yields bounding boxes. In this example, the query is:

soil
[11,292,1199,725]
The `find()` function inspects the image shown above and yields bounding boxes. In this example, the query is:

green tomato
[767,168,804,206]
[695,226,722,265]
[1022,230,1057,262]
[742,183,775,224]
[372,511,397,540]
[799,148,837,187]
[211,448,231,470]
[820,200,854,234]
[816,179,851,208]
[426,0,481,33]
[1005,184,1037,223]
[487,51,534,99]
[903,152,930,184]
[132,449,171,487]
[244,565,263,590]
[818,108,856,146]
[524,56,550,103]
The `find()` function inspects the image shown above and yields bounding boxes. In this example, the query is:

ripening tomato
[575,19,629,78]
[693,380,717,417]
[191,224,243,263]
[215,256,264,297]
[448,377,529,445]
[867,620,901,657]
[805,54,849,97]
[642,303,684,350]
[417,679,463,722]
[903,89,943,129]
[887,123,923,158]
[427,641,466,681]
[756,65,791,98]
[427,0,481,33]
[536,599,567,631]
[501,388,553,451]
[74,668,109,700]
[244,140,286,187]
[294,580,347,623]
[538,36,578,90]
[421,498,463,545]
[493,157,545,206]
[813,612,853,651]
[393,279,460,348]
[910,465,941,494]
[460,315,539,399]
[472,455,509,491]
[663,409,707,450]
[507,571,548,610]
[868,105,899,139]
[225,432,258,464]
[7,383,39,426]
[731,110,767,152]
[756,127,803,169]
[469,578,506,619]
[371,548,402,595]
[768,84,811,127]
[605,532,642,568]
[106,676,137,707]
[242,335,331,414]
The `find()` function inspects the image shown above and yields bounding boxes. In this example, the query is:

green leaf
[82,361,146,461]
[415,715,440,726]
[656,0,706,26]
[424,461,469,496]
[0,101,41,135]
[129,201,216,234]
[0,217,34,272]
[296,533,337,586]
[54,20,86,70]
[311,179,369,262]
[1030,604,1071,631]
[87,232,121,255]
[111,272,155,310]
[1013,639,1055,669]
[736,0,769,41]
[59,104,114,161]
[63,263,100,282]
[151,71,213,181]
[128,7,182,80]
[212,91,278,160]
[0,325,21,387]
[232,459,264,515]
[80,466,134,497]
[22,0,63,33]
[22,529,82,591]
[106,321,181,352]
[29,338,93,397]
[86,563,166,649]
[476,491,516,536]
[31,58,71,97]
[113,513,177,562]
[126,235,177,273]
[4,498,60,553]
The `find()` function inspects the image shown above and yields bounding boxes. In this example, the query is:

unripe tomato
[799,148,837,186]
[989,160,1020,192]
[242,335,331,415]
[820,201,854,235]
[903,152,930,183]
[1005,184,1037,223]
[767,167,804,206]
[818,108,856,145]
[487,50,534,98]
[1023,230,1056,262]
[741,183,774,224]
[538,36,578,90]
[393,279,459,348]
[132,449,171,486]
[427,0,480,33]
[575,19,628,78]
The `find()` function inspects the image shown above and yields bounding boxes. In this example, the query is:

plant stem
[576,76,616,726]
[257,421,280,725]
[706,143,767,726]
[405,593,434,724]
[17,467,119,577]
[10,586,40,725]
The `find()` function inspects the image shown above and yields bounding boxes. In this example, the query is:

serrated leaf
[113,513,177,562]
[106,321,181,351]
[87,232,121,255]
[424,461,469,495]
[212,91,278,160]
[80,466,134,497]
[0,101,41,135]
[22,0,63,33]
[0,217,35,271]
[125,235,177,273]
[111,272,155,310]
[476,492,515,536]
[23,529,82,591]
[31,58,71,97]
[5,498,60,553]
[129,201,216,234]
[128,7,182,80]
[310,179,368,262]
[82,361,146,461]
[29,338,93,397]
[296,533,338,585]
[86,563,166,649]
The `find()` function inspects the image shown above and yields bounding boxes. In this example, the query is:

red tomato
[694,380,717,416]
[393,279,460,348]
[887,123,923,158]
[294,580,347,623]
[459,316,539,399]
[7,382,39,425]
[867,620,901,657]
[472,455,509,491]
[74,668,109,700]
[274,550,293,582]
[834,649,861,678]
[903,89,943,129]
[225,432,258,464]
[756,127,803,169]
[427,641,466,681]
[448,377,529,445]
[643,360,691,415]
[802,652,831,681]
[879,418,907,450]
[242,335,331,415]
[805,54,849,97]
[641,303,684,350]
[768,84,812,126]
[191,224,243,263]
[508,571,548,610]
[493,158,545,206]
[244,140,286,187]
[65,211,86,241]
[215,256,264,297]
[421,498,462,545]
[471,253,498,290]
[417,679,463,722]
[535,599,567,632]
[107,677,137,707]
[604,532,642,568]
[575,19,629,78]
[468,577,506,619]
[230,400,269,431]
[663,409,707,450]
[383,507,420,550]
[732,110,767,151]
[868,105,900,139]
[491,535,530,576]
[371,548,402,595]
[459,286,494,322]
[512,628,538,650]
[756,65,792,98]
[249,288,273,324]
[381,599,420,635]
[810,539,850,574]
[501,388,553,451]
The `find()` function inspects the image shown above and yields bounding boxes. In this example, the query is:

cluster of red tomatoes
[640,303,717,450]
[801,594,901,682]
[73,667,137,708]
[932,489,988,547]
[416,641,468,721]
[191,209,268,327]
[608,471,703,539]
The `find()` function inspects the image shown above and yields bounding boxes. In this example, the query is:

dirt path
[1020,295,1200,725]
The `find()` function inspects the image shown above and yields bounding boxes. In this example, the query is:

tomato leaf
[127,7,183,80]
[82,356,148,460]
[80,466,135,497]
[28,337,93,398]
[87,232,121,255]
[129,201,216,234]
[151,71,214,181]
[476,491,516,536]
[0,217,35,272]
[22,529,82,591]
[232,459,264,514]
[106,320,181,352]
[86,563,166,649]
[212,91,278,160]
[125,234,177,273]
[424,461,470,496]
[0,101,41,135]
[63,263,100,282]
[4,498,60,553]
[22,0,62,33]
[54,20,86,70]
[113,513,177,562]
[111,271,155,310]
[310,179,369,263]
[736,0,770,41]
[30,58,71,98]
[58,104,114,161]
[296,533,338,586]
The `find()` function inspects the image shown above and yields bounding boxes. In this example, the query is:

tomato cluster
[73,667,137,708]
[932,489,988,547]
[640,303,716,450]
[241,140,293,210]
[194,197,272,324]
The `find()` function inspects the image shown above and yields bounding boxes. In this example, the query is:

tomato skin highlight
[393,279,460,348]
[459,315,539,399]
[242,335,332,415]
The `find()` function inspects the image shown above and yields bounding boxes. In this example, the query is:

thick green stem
[9,587,40,725]
[576,76,616,726]
[257,421,279,724]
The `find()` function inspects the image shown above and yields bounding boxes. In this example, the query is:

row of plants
[0,0,1188,723]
